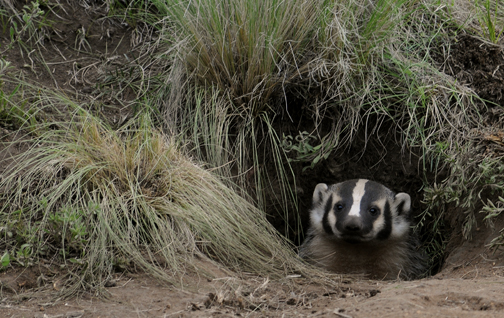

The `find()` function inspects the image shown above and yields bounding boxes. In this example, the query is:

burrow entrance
[264,34,504,279]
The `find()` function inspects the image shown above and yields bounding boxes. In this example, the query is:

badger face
[309,179,411,244]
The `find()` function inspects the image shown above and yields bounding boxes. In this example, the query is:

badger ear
[312,183,329,205]
[394,192,411,217]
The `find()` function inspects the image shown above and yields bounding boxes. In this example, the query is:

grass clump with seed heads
[148,0,334,229]
[0,92,307,296]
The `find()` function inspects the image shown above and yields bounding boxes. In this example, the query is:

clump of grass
[153,0,324,116]
[0,91,307,296]
[441,0,504,44]
[145,0,335,230]
[0,77,46,132]
[176,86,298,233]
[422,128,504,241]
[472,0,504,44]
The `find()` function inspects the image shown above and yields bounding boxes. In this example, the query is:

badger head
[309,179,411,244]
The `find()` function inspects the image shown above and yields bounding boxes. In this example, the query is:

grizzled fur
[299,179,426,280]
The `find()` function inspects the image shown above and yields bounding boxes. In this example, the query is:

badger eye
[335,204,344,211]
[369,207,379,216]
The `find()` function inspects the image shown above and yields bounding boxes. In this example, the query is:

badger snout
[336,216,374,244]
[342,217,362,233]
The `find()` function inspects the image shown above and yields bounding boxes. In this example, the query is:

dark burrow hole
[262,120,450,279]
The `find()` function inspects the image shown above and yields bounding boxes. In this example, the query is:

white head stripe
[348,179,368,216]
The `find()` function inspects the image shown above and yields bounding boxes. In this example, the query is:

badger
[299,179,426,280]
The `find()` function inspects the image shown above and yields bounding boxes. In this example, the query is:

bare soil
[2,258,504,318]
[2,3,504,318]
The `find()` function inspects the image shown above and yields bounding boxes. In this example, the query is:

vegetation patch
[1,0,504,298]
[0,91,307,295]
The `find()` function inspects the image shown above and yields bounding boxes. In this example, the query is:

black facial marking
[317,188,324,204]
[337,180,357,203]
[396,199,411,221]
[376,201,392,240]
[322,194,334,234]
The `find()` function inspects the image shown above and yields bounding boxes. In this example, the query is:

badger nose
[343,218,362,232]
[345,223,361,232]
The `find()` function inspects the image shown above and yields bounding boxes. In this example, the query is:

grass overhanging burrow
[0,100,310,296]
[147,0,487,257]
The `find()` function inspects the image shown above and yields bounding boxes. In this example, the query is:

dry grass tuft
[0,93,309,296]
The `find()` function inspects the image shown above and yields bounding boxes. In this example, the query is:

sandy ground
[2,258,504,318]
